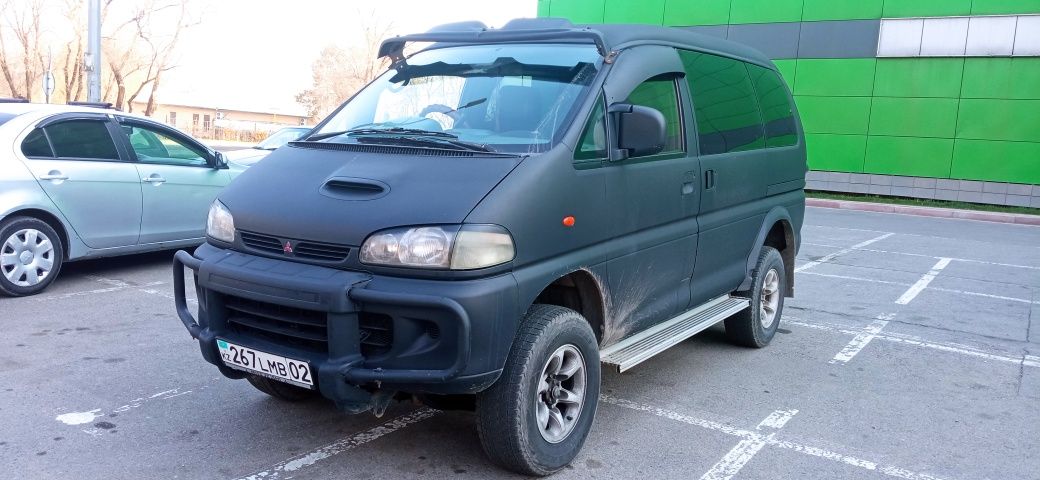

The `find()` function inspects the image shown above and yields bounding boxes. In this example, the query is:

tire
[0,216,64,297]
[725,246,786,348]
[246,375,318,402]
[475,304,600,476]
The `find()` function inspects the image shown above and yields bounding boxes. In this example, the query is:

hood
[218,143,523,246]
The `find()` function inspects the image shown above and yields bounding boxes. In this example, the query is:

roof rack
[378,23,609,64]
[0,97,30,103]
[67,101,115,110]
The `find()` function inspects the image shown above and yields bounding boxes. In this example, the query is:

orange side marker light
[562,216,576,227]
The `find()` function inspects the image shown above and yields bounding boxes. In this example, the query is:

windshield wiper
[352,134,500,153]
[304,127,456,142]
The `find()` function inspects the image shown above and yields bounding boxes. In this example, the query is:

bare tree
[0,0,47,100]
[296,12,393,120]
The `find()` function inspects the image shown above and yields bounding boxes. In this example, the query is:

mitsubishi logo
[283,241,293,254]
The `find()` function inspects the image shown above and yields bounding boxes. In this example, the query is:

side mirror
[212,151,229,170]
[609,103,666,160]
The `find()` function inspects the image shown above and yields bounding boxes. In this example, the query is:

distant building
[130,100,309,140]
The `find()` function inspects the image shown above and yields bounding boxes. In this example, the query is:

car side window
[747,64,798,148]
[574,96,607,163]
[123,124,209,167]
[625,77,684,156]
[21,129,53,158]
[679,50,766,155]
[45,120,121,160]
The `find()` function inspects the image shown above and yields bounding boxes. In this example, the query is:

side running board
[600,295,750,373]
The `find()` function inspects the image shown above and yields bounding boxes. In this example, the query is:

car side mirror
[609,103,666,160]
[212,151,229,170]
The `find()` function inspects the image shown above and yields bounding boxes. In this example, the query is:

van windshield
[309,44,601,154]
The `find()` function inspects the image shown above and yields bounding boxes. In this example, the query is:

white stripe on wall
[878,14,1040,57]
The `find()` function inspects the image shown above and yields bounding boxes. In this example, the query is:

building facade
[538,0,1040,207]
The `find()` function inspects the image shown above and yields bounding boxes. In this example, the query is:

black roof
[379,17,773,68]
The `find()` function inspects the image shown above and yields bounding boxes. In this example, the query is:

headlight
[206,200,235,243]
[360,225,514,270]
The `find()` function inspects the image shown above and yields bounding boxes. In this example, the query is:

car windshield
[0,112,17,126]
[309,44,601,154]
[256,127,310,150]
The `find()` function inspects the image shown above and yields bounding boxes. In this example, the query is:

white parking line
[799,271,1040,305]
[700,409,798,480]
[236,409,437,480]
[896,258,952,305]
[22,280,165,302]
[795,233,894,273]
[602,396,950,480]
[86,274,197,305]
[803,242,1040,271]
[55,386,199,436]
[829,313,894,364]
[788,318,1040,369]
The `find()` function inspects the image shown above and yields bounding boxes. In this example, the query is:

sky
[162,0,537,116]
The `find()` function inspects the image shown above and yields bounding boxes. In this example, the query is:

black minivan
[173,19,805,476]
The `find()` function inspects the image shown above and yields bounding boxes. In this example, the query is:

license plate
[217,339,314,389]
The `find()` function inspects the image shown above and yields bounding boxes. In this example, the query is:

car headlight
[206,200,235,243]
[360,225,514,270]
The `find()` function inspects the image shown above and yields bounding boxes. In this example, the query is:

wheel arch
[527,269,607,344]
[1,208,71,261]
[738,207,796,297]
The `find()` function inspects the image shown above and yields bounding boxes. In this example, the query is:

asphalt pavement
[1,207,1038,480]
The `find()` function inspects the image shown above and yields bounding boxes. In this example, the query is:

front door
[601,45,699,336]
[115,119,230,244]
[20,116,142,249]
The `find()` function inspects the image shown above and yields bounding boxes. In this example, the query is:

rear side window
[21,129,53,157]
[45,120,120,160]
[625,77,683,155]
[679,50,765,155]
[747,64,797,148]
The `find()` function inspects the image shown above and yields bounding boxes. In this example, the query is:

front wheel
[476,305,600,476]
[725,246,786,348]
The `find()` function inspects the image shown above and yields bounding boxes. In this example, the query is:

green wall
[537,0,1040,185]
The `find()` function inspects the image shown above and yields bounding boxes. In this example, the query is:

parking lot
[1,206,1037,480]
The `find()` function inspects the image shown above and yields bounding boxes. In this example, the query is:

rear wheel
[247,375,318,402]
[725,246,786,348]
[476,304,600,476]
[0,216,64,297]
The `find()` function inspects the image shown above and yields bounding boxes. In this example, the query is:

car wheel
[475,304,600,476]
[726,246,786,348]
[246,375,318,402]
[0,216,64,297]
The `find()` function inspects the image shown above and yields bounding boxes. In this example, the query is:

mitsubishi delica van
[172,18,805,475]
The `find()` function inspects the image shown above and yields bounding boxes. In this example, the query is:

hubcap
[759,268,780,328]
[535,344,587,443]
[1,229,55,287]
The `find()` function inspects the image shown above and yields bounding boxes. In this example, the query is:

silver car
[0,102,243,296]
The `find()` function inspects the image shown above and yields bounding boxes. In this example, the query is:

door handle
[39,170,68,181]
[704,169,716,190]
[142,175,166,184]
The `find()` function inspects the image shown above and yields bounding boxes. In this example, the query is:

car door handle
[142,175,166,184]
[39,171,68,181]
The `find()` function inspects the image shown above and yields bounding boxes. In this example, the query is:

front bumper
[173,243,518,408]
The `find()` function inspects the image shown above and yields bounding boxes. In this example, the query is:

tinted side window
[21,129,53,157]
[747,64,797,148]
[626,77,683,155]
[45,120,120,160]
[680,51,765,155]
[575,97,607,162]
[123,123,209,167]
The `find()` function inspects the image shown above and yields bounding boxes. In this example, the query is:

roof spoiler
[68,101,116,110]
[378,26,610,64]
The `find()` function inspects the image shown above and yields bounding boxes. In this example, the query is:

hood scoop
[320,177,390,201]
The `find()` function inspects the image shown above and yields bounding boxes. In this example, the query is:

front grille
[224,295,328,353]
[238,231,351,263]
[359,312,394,357]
